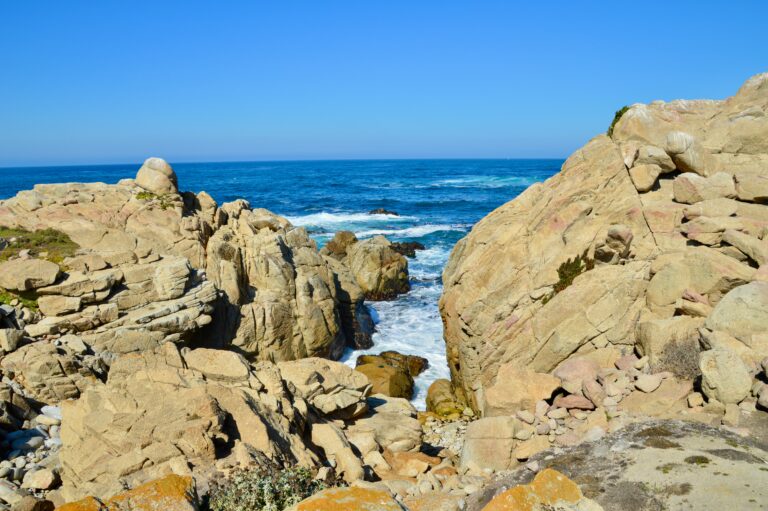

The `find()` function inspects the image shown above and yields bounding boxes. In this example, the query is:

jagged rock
[0,328,23,353]
[628,163,662,192]
[347,408,422,453]
[636,145,675,171]
[699,349,752,404]
[310,423,364,483]
[322,254,374,350]
[58,344,334,501]
[134,157,179,195]
[1,342,99,402]
[665,131,719,177]
[0,259,60,291]
[722,229,768,265]
[390,241,425,258]
[321,231,359,259]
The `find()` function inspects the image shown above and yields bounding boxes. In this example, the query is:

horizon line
[0,156,567,171]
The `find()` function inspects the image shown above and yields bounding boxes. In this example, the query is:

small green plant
[0,288,39,310]
[607,105,630,137]
[209,466,332,511]
[135,191,175,210]
[542,251,594,304]
[0,226,78,264]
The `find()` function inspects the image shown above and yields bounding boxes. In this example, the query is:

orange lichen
[481,469,584,511]
[55,475,195,511]
[294,487,403,511]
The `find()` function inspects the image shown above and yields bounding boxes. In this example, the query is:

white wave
[430,175,538,189]
[355,224,462,238]
[286,211,414,227]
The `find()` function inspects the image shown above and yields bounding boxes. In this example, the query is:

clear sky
[1,1,766,166]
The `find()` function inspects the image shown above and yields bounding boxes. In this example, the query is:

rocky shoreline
[0,73,767,510]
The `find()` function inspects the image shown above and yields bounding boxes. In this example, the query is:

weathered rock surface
[441,73,768,412]
[57,344,373,501]
[466,420,768,511]
[56,474,196,511]
[288,486,406,511]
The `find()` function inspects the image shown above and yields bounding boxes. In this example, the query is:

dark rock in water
[368,208,399,216]
[390,241,426,258]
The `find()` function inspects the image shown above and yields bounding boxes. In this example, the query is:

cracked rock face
[440,73,768,412]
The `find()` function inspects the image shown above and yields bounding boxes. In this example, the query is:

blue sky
[1,1,766,166]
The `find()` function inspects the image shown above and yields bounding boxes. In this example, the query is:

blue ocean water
[0,159,562,407]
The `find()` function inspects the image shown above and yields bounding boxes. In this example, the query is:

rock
[288,487,405,511]
[426,379,463,419]
[699,349,752,404]
[57,474,196,511]
[635,316,704,375]
[440,75,768,413]
[134,157,179,195]
[467,420,768,511]
[390,241,426,258]
[483,366,561,416]
[634,374,663,393]
[357,351,428,377]
[673,172,736,204]
[461,417,521,472]
[552,395,595,410]
[0,259,60,291]
[348,411,422,453]
[722,229,768,266]
[480,468,603,511]
[345,236,409,300]
[310,423,364,483]
[368,209,399,216]
[355,363,413,399]
[705,282,768,356]
[665,131,719,177]
[59,344,359,500]
[636,145,675,171]
[1,342,99,402]
[0,328,23,353]
[321,231,359,259]
[628,163,662,192]
[10,496,54,511]
[20,469,59,490]
[735,173,768,202]
[512,436,550,461]
[553,357,600,394]
[37,295,81,317]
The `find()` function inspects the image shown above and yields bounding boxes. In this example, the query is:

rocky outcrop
[0,159,378,367]
[56,474,197,511]
[355,352,428,399]
[440,73,768,412]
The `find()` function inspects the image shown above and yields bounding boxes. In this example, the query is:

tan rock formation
[441,73,768,411]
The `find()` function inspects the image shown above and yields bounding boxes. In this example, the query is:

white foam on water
[285,211,414,228]
[341,246,452,409]
[429,175,539,188]
[355,224,462,238]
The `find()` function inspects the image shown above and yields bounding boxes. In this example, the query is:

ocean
[0,159,562,407]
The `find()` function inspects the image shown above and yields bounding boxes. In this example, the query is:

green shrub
[0,288,38,310]
[654,338,701,380]
[135,191,174,210]
[542,251,594,305]
[0,226,78,264]
[209,467,331,511]
[607,105,630,137]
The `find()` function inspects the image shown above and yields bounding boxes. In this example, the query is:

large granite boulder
[134,157,179,195]
[441,73,768,412]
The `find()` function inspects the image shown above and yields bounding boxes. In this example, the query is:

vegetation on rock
[135,191,175,210]
[542,251,594,304]
[209,467,332,511]
[0,226,78,264]
[607,105,629,137]
[0,288,39,310]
